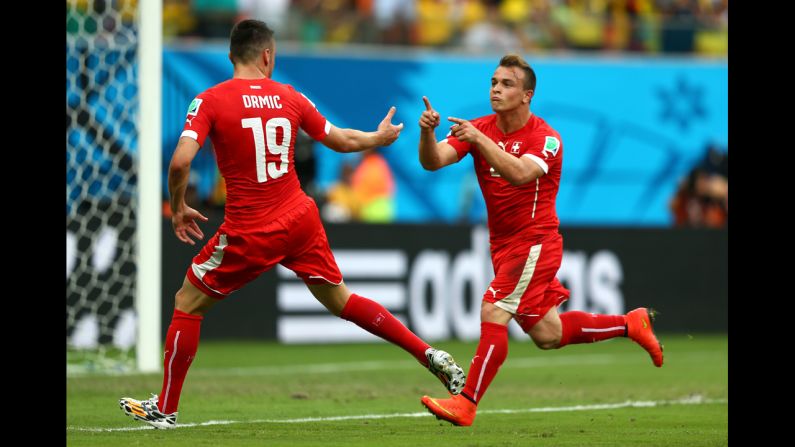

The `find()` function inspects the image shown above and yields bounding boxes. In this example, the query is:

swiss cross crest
[510,142,522,154]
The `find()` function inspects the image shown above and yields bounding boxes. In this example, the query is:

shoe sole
[421,398,469,427]
[119,398,177,429]
[644,308,664,366]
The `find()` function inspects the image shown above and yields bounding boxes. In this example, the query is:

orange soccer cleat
[420,393,477,427]
[626,307,664,367]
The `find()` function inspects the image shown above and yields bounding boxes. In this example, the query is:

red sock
[340,294,430,366]
[558,311,627,347]
[461,322,508,404]
[158,309,203,414]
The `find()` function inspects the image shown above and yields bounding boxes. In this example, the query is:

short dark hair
[229,20,275,64]
[499,54,536,91]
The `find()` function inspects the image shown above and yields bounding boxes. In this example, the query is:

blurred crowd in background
[68,0,729,55]
[67,0,728,228]
[159,0,727,55]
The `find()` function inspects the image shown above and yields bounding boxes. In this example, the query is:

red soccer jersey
[444,113,563,249]
[180,78,330,227]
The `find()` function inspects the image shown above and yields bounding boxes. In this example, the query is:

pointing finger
[385,106,396,121]
[448,117,465,124]
[422,96,434,111]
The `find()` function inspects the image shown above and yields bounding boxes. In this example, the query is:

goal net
[66,0,161,374]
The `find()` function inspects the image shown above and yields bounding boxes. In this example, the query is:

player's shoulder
[284,83,317,105]
[196,79,237,102]
[528,115,563,158]
[206,78,237,93]
[531,114,561,139]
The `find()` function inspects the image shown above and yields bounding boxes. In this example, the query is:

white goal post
[137,0,163,373]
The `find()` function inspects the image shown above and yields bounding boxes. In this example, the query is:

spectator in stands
[322,163,359,222]
[322,149,396,223]
[660,0,698,53]
[375,0,416,45]
[670,143,728,228]
[461,1,522,53]
[350,149,395,222]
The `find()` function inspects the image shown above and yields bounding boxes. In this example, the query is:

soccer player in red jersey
[119,20,464,429]
[417,54,664,427]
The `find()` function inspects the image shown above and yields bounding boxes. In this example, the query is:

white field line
[69,395,727,432]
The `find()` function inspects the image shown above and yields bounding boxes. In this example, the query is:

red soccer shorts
[185,198,343,299]
[484,232,570,332]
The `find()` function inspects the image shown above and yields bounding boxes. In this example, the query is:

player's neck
[233,64,270,80]
[495,108,532,135]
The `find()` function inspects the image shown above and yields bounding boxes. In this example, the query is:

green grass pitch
[67,334,727,446]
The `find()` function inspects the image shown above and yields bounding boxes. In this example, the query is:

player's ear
[263,46,276,77]
[263,46,274,67]
[524,89,534,104]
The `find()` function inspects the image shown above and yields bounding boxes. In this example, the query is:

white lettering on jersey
[242,95,283,109]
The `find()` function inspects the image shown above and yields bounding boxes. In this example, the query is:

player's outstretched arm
[168,137,208,245]
[321,106,404,153]
[418,96,459,171]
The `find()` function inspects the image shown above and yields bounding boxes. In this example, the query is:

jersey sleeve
[180,92,214,146]
[520,133,562,175]
[294,89,330,141]
[441,130,472,160]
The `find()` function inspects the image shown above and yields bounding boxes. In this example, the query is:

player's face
[490,66,531,113]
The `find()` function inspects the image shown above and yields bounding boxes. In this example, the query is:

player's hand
[172,205,209,245]
[377,106,404,146]
[448,117,481,144]
[419,96,440,129]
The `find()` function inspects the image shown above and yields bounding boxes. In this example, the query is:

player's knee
[174,286,213,316]
[530,332,561,350]
[481,302,513,324]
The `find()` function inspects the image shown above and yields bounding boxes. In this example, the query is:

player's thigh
[185,227,286,300]
[488,235,568,330]
[306,282,352,316]
[281,200,344,286]
[174,276,220,316]
[525,305,563,348]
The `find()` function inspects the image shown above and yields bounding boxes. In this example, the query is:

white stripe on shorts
[191,234,228,295]
[493,244,543,315]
